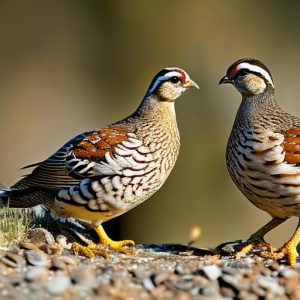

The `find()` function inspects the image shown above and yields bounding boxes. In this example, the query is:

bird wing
[282,128,300,164]
[16,127,149,191]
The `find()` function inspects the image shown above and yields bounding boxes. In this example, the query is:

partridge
[0,67,199,258]
[219,58,300,267]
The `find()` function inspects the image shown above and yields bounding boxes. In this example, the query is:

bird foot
[239,239,276,255]
[72,242,109,259]
[104,239,136,255]
[259,241,298,267]
[72,239,136,259]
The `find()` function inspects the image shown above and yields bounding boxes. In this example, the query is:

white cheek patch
[237,63,274,87]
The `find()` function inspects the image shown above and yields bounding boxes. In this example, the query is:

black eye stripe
[235,69,268,82]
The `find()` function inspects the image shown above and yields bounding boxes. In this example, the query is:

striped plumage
[1,67,199,258]
[220,58,300,266]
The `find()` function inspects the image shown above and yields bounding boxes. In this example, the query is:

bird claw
[260,242,298,267]
[72,239,136,258]
[72,242,109,260]
[106,239,136,255]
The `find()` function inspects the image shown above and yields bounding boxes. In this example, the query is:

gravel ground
[0,229,300,300]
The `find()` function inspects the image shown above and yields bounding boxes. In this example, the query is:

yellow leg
[260,218,300,267]
[239,217,286,255]
[72,224,135,258]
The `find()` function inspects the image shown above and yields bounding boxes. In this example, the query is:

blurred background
[0,0,299,248]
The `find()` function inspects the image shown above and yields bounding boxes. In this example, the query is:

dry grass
[0,205,34,250]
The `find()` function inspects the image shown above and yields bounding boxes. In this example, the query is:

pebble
[25,250,50,268]
[19,242,40,251]
[199,284,219,296]
[25,267,48,282]
[71,265,97,287]
[143,277,155,291]
[27,228,55,247]
[201,265,222,280]
[219,274,245,293]
[257,276,285,296]
[0,252,25,268]
[46,273,71,295]
[0,243,299,299]
[51,257,67,270]
[56,235,72,250]
[152,272,169,286]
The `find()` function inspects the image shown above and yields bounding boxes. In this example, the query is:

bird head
[219,58,274,97]
[146,67,199,101]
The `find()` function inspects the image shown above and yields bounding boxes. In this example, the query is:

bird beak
[219,76,232,85]
[182,79,200,89]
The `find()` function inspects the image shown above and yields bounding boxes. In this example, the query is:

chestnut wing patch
[73,127,129,161]
[66,127,143,178]
[283,128,300,164]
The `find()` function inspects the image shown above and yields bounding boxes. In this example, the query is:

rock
[257,276,285,296]
[46,273,71,295]
[56,235,72,250]
[25,267,48,283]
[218,274,245,294]
[25,250,50,268]
[27,228,55,247]
[279,269,299,296]
[199,284,219,296]
[152,272,169,286]
[19,242,40,251]
[51,257,67,270]
[0,251,25,268]
[71,265,97,288]
[201,265,222,280]
[143,277,155,291]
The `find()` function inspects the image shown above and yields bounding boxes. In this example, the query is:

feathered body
[220,58,300,266]
[1,67,198,230]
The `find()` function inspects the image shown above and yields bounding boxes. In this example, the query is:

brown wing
[72,127,129,161]
[14,127,132,191]
[283,128,300,164]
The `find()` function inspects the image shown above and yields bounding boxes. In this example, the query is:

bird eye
[169,76,180,84]
[237,69,248,77]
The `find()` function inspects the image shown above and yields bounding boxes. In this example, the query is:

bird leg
[259,219,300,267]
[216,217,286,254]
[238,217,287,255]
[73,224,135,259]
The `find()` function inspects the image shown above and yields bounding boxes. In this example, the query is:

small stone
[152,272,169,286]
[0,251,25,268]
[56,235,72,250]
[143,277,155,291]
[199,284,218,296]
[46,273,71,295]
[174,263,192,275]
[27,228,55,247]
[59,256,77,266]
[51,257,67,270]
[218,274,245,294]
[279,269,299,296]
[174,277,194,291]
[220,286,236,298]
[25,267,48,283]
[19,242,39,251]
[257,276,284,296]
[0,256,17,268]
[42,243,63,255]
[201,265,222,280]
[25,250,50,268]
[71,265,97,288]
